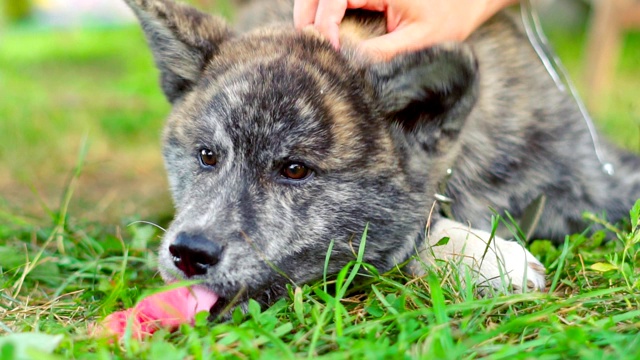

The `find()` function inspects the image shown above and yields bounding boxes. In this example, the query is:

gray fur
[123,0,640,315]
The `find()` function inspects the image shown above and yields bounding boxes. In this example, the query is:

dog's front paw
[478,238,546,292]
[425,218,546,293]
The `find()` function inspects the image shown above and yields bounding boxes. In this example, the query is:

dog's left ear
[366,45,478,152]
[124,0,234,103]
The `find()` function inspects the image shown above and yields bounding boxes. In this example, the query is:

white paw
[423,218,546,292]
[476,237,547,292]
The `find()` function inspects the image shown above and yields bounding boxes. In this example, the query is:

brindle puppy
[122,0,640,316]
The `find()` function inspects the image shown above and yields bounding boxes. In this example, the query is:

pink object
[94,286,218,340]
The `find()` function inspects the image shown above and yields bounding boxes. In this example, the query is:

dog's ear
[124,0,233,103]
[366,45,478,152]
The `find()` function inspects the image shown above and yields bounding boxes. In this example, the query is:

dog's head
[124,0,477,316]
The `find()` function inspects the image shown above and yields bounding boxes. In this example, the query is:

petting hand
[294,0,518,60]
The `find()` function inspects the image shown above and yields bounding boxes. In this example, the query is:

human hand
[294,0,517,60]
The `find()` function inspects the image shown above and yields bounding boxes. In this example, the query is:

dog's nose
[169,232,223,278]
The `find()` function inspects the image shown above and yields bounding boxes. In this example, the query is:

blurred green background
[0,0,638,225]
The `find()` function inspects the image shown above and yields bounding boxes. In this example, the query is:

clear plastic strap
[520,0,614,175]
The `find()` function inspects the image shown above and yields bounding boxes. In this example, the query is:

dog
[122,0,640,316]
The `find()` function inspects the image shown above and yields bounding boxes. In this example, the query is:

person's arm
[294,0,518,60]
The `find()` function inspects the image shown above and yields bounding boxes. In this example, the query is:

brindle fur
[123,0,640,315]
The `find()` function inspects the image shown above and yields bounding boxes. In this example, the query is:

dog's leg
[422,218,546,292]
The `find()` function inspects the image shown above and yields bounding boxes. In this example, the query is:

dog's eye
[280,162,312,181]
[199,149,217,167]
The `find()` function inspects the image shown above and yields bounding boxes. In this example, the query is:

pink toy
[94,286,218,339]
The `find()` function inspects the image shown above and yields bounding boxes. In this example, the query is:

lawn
[1,5,640,359]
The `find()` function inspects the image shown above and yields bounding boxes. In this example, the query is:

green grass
[1,13,640,360]
[1,185,639,358]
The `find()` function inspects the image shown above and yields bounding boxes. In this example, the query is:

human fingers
[312,0,387,49]
[359,24,433,61]
[313,0,349,49]
[294,0,320,30]
[347,0,386,12]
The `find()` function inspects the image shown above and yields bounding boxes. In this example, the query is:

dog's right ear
[124,0,233,103]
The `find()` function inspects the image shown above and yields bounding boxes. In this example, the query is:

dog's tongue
[94,286,218,340]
